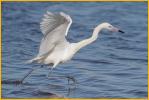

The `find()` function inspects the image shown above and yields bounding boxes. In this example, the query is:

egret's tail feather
[25,59,34,64]
[25,56,43,64]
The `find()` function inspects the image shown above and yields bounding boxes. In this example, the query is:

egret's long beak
[111,27,125,33]
[118,30,125,33]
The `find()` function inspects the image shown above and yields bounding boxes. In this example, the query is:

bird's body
[25,11,124,82]
[43,42,75,64]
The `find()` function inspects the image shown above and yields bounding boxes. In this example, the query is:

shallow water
[2,2,147,98]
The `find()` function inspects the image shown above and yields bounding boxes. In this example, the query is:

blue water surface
[2,2,148,98]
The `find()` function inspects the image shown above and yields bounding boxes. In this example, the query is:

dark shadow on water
[2,80,24,85]
[2,78,77,98]
[32,90,63,98]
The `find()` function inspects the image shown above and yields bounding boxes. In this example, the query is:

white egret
[21,11,124,83]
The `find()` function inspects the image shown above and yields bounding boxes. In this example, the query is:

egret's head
[101,22,124,33]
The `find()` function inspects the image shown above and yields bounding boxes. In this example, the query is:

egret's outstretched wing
[38,11,72,57]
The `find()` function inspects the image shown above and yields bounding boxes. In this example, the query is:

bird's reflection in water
[2,76,77,98]
[67,84,76,96]
[2,65,78,97]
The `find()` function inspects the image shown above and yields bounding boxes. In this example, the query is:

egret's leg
[46,62,76,85]
[47,67,54,78]
[19,65,44,84]
[47,62,59,78]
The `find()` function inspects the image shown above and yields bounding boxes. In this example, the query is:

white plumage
[28,11,124,69]
[19,11,124,83]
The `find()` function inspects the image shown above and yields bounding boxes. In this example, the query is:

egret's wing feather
[40,11,72,36]
[38,12,72,57]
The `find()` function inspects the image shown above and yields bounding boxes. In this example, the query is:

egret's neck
[91,24,104,41]
[73,24,104,53]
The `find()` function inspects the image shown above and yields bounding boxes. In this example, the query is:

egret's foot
[47,75,77,85]
[67,76,77,85]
